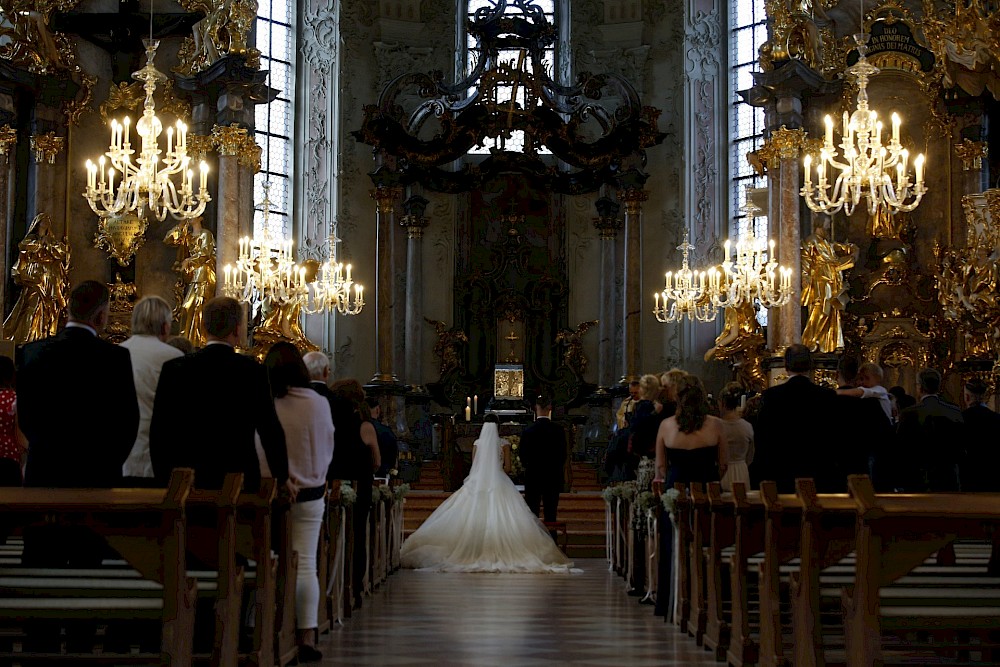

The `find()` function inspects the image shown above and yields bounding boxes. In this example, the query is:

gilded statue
[704,300,767,392]
[164,216,216,347]
[555,320,598,377]
[176,0,260,75]
[867,201,902,240]
[801,225,859,353]
[251,296,318,360]
[425,317,468,376]
[2,213,70,343]
[0,1,73,74]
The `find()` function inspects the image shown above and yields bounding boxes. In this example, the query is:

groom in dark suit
[519,394,567,532]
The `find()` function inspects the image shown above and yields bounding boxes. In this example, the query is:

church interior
[1,0,1000,664]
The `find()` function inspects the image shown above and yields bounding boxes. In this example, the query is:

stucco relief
[685,8,721,82]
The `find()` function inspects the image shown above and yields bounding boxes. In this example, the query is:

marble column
[211,124,260,295]
[593,196,622,389]
[369,174,403,384]
[770,126,807,351]
[400,194,430,388]
[0,126,16,314]
[617,183,648,382]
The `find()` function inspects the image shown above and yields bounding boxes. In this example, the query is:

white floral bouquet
[619,481,638,503]
[393,483,411,502]
[632,490,659,533]
[601,485,622,503]
[636,457,655,491]
[660,487,681,515]
[339,482,357,507]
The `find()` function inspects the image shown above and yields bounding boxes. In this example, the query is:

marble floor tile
[314,558,722,666]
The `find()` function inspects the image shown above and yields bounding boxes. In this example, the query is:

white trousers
[291,497,325,629]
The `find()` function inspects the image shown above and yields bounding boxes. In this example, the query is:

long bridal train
[400,420,579,574]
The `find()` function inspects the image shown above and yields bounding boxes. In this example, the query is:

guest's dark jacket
[519,416,567,490]
[18,326,140,488]
[961,403,1000,491]
[310,381,369,481]
[372,419,398,477]
[150,343,287,490]
[832,385,893,490]
[895,394,965,491]
[753,374,837,493]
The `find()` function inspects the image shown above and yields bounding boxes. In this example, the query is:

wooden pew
[687,483,710,644]
[727,482,765,667]
[271,494,298,667]
[844,475,1000,667]
[703,482,735,661]
[0,468,197,665]
[324,481,349,626]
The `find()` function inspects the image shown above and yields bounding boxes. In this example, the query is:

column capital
[30,132,65,164]
[593,198,623,240]
[370,186,404,214]
[769,125,808,160]
[954,139,989,171]
[616,187,648,216]
[400,214,429,239]
[187,133,215,161]
[211,123,250,156]
[0,125,16,162]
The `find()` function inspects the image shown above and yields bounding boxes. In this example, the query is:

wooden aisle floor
[316,558,721,666]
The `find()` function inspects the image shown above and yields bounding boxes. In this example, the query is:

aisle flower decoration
[660,487,680,516]
[620,481,638,503]
[636,457,655,490]
[393,483,411,503]
[339,481,357,507]
[507,435,525,480]
[632,490,659,533]
[601,485,622,503]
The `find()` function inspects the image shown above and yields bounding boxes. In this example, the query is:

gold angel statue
[425,317,468,376]
[164,216,216,347]
[2,213,70,343]
[704,300,767,392]
[555,320,598,376]
[801,225,858,353]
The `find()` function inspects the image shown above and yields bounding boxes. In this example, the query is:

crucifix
[504,328,520,363]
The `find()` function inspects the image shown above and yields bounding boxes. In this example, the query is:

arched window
[729,0,769,323]
[464,0,559,155]
[255,0,296,236]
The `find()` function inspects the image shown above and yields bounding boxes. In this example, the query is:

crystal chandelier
[222,183,307,305]
[304,228,365,316]
[800,29,927,217]
[708,191,793,309]
[83,39,210,222]
[653,231,718,323]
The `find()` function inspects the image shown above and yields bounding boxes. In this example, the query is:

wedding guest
[895,368,964,491]
[753,344,836,492]
[366,396,398,477]
[718,382,753,491]
[120,296,183,485]
[615,380,641,430]
[835,361,892,423]
[0,357,26,486]
[165,334,194,354]
[330,379,379,608]
[654,377,726,487]
[150,296,290,493]
[960,378,1000,492]
[263,343,335,663]
[627,373,663,467]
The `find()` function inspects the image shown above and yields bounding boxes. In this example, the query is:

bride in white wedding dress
[400,414,578,573]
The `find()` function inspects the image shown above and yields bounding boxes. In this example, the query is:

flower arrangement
[631,490,659,533]
[619,481,638,502]
[601,485,622,503]
[339,482,357,507]
[507,435,525,479]
[636,457,655,491]
[393,483,411,502]
[660,487,681,515]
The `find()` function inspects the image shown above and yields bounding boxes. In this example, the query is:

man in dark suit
[18,280,139,489]
[961,378,1000,491]
[150,296,290,493]
[753,344,837,493]
[895,368,965,491]
[303,350,358,480]
[366,397,398,477]
[519,394,567,532]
